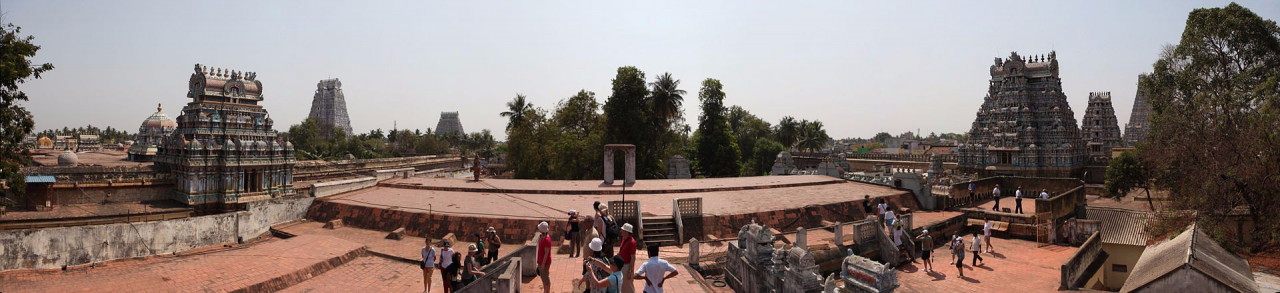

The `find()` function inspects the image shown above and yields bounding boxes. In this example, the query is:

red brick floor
[527,254,707,293]
[274,221,523,262]
[280,256,424,293]
[973,196,1039,214]
[895,237,1077,292]
[0,234,365,293]
[388,175,843,193]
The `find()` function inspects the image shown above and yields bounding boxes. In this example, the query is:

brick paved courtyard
[896,237,1078,292]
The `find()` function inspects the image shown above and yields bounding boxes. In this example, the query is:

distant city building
[36,136,52,149]
[957,51,1086,177]
[76,134,100,152]
[306,78,352,137]
[1122,75,1152,147]
[435,111,464,136]
[128,103,178,161]
[1081,92,1123,161]
[155,64,296,209]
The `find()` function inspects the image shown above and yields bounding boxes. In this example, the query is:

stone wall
[0,196,313,272]
[294,155,461,182]
[46,184,172,205]
[311,177,377,198]
[698,192,918,240]
[306,200,570,245]
[21,165,167,182]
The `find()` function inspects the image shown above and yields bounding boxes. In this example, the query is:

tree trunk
[1144,187,1155,211]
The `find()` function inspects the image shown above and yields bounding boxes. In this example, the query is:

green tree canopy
[1142,3,1280,252]
[691,78,740,177]
[1,24,54,198]
[603,66,663,178]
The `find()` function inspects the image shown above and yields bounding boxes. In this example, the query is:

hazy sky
[8,1,1279,140]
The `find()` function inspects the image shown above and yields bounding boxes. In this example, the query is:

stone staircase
[642,217,680,247]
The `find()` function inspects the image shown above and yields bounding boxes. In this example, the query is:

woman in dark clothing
[568,210,581,258]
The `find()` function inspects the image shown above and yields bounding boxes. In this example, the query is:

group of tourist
[420,227,503,293]
[984,183,1054,214]
[419,200,681,293]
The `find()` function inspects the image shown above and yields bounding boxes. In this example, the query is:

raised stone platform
[308,175,917,246]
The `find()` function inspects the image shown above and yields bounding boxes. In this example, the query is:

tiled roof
[1119,224,1257,293]
[1084,206,1154,246]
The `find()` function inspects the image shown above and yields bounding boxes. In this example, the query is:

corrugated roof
[1085,206,1154,246]
[24,175,56,183]
[1120,224,1257,293]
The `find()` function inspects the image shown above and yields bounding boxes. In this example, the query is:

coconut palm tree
[500,94,532,131]
[776,116,800,149]
[649,73,686,126]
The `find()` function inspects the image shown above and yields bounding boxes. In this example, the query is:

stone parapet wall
[0,196,312,272]
[294,155,461,181]
[311,177,376,198]
[21,165,167,182]
[46,184,172,205]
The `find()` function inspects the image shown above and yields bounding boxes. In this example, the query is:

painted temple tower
[1081,91,1123,160]
[1123,74,1152,147]
[435,111,464,136]
[306,78,353,138]
[155,64,296,209]
[957,51,1086,177]
[127,103,177,161]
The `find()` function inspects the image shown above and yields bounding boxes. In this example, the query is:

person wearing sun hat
[579,237,610,293]
[536,221,552,293]
[439,239,457,293]
[460,243,485,287]
[484,227,501,264]
[618,223,637,293]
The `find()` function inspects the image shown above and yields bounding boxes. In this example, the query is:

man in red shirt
[536,221,552,293]
[618,223,637,293]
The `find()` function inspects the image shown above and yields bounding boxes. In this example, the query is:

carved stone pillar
[624,148,636,185]
[604,149,615,184]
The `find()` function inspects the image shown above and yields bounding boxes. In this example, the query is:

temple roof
[141,103,178,130]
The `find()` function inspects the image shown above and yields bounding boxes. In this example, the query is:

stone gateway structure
[435,111,464,136]
[603,144,636,185]
[1123,74,1153,147]
[957,51,1086,177]
[1081,92,1123,160]
[306,78,353,137]
[156,64,296,210]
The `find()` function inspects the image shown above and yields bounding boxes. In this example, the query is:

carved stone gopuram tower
[1123,74,1153,147]
[307,78,353,137]
[156,64,296,209]
[1081,92,1123,160]
[957,51,1086,177]
[435,112,464,136]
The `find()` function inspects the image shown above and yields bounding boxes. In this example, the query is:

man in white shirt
[1039,189,1050,199]
[634,245,679,293]
[991,184,1002,211]
[1014,186,1025,214]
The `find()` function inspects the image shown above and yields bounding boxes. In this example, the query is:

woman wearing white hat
[461,244,485,287]
[579,238,610,293]
[536,221,552,293]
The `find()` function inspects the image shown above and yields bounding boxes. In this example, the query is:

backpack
[602,216,619,242]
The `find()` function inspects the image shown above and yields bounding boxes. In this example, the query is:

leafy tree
[0,24,52,200]
[548,90,605,179]
[871,132,893,143]
[775,116,800,149]
[743,137,784,176]
[795,119,831,152]
[1142,3,1280,252]
[603,66,662,178]
[691,78,740,177]
[649,72,686,129]
[1105,151,1155,211]
[727,106,772,175]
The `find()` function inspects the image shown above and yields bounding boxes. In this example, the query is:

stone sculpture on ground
[666,154,691,179]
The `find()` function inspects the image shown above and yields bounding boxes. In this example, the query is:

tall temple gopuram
[957,51,1086,177]
[1081,92,1123,160]
[306,78,353,138]
[155,64,296,209]
[1123,74,1152,147]
[435,112,464,136]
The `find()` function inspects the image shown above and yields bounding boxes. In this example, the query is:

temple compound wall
[154,64,297,208]
[957,51,1087,178]
[0,197,313,272]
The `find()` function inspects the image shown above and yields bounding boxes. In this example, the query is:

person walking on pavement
[536,221,553,293]
[948,234,960,265]
[915,229,934,272]
[862,195,873,218]
[618,223,638,293]
[992,184,1002,211]
[970,231,985,266]
[471,232,488,266]
[983,218,995,253]
[954,235,966,278]
[1014,186,1024,214]
[422,238,438,293]
[634,244,679,293]
[968,182,976,200]
[877,199,890,228]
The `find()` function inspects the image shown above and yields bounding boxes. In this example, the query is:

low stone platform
[0,234,365,292]
[896,238,1078,292]
[308,175,916,246]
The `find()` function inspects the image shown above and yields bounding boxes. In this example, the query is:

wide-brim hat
[486,227,496,233]
[621,223,633,233]
[441,240,452,248]
[468,244,479,253]
[538,221,550,233]
[589,238,604,252]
